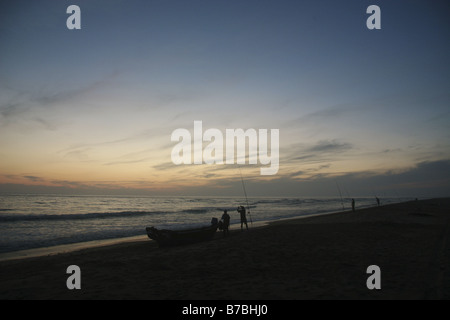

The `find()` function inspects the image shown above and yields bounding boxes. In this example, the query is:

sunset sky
[1,0,449,197]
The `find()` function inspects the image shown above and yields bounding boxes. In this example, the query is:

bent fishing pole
[335,180,345,211]
[239,167,253,226]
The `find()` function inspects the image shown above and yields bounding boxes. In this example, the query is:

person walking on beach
[237,205,249,231]
[376,197,381,207]
[352,199,356,212]
[221,210,230,237]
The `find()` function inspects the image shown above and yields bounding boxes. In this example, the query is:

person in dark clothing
[221,210,230,237]
[352,199,356,212]
[376,197,380,207]
[237,206,249,231]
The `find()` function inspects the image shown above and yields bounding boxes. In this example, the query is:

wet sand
[0,198,449,300]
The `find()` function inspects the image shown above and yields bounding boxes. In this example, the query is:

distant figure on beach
[352,199,356,212]
[376,197,380,207]
[237,206,249,231]
[221,210,230,237]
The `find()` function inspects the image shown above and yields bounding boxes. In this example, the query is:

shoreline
[0,196,414,262]
[0,206,354,262]
[0,235,149,262]
[1,198,449,299]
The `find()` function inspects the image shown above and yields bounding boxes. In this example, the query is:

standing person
[352,199,356,212]
[221,210,230,237]
[237,206,249,231]
[376,197,381,207]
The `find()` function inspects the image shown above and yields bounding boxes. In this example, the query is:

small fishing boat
[146,220,219,247]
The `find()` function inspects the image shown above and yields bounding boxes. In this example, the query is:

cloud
[0,102,22,119]
[34,73,118,107]
[152,162,177,171]
[33,117,58,131]
[23,176,44,182]
[233,159,450,197]
[63,150,91,162]
[383,148,402,154]
[1,159,449,197]
[104,158,151,166]
[306,140,353,153]
[284,139,354,164]
[288,170,305,178]
[283,103,359,129]
[0,72,118,131]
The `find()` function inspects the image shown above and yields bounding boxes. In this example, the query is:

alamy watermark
[171,121,279,175]
[66,4,380,31]
[66,265,81,290]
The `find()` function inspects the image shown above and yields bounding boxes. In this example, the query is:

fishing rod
[335,180,345,211]
[239,167,253,226]
[371,187,380,206]
[343,183,351,199]
[371,187,377,198]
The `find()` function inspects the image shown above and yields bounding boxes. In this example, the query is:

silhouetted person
[237,206,249,231]
[376,197,380,207]
[351,199,356,212]
[221,210,230,237]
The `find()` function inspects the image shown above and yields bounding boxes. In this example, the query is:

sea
[0,194,412,256]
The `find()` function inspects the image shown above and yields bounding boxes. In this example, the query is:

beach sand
[0,198,449,300]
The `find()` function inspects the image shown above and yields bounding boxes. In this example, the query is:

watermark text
[171,121,279,175]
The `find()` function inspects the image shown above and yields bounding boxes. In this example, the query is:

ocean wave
[253,198,305,206]
[0,210,169,222]
[0,206,228,222]
[181,207,228,214]
[181,208,209,214]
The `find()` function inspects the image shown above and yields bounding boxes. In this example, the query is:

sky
[0,0,449,197]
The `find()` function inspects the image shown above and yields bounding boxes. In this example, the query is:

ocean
[0,194,411,255]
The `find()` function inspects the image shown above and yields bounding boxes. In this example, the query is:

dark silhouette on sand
[237,206,249,231]
[221,210,230,237]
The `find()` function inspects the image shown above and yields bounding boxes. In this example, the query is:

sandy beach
[0,198,449,300]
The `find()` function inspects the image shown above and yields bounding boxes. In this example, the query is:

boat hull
[146,224,218,247]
